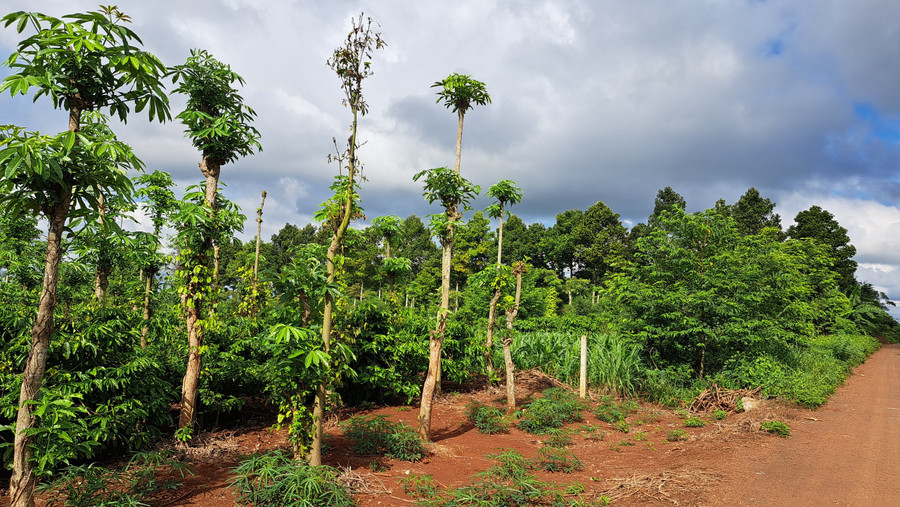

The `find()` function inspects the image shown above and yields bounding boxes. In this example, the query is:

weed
[229,450,355,506]
[667,429,689,442]
[713,409,728,420]
[534,447,584,473]
[544,428,574,448]
[465,400,510,434]
[614,420,631,433]
[609,439,636,452]
[633,431,648,441]
[342,414,425,461]
[518,388,586,434]
[400,472,440,499]
[683,417,706,428]
[635,410,663,425]
[760,420,791,437]
[38,451,190,507]
[674,409,690,419]
[580,424,607,442]
[594,398,639,424]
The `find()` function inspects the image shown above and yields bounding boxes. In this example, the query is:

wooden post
[579,334,587,399]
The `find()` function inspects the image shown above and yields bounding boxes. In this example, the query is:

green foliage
[533,447,583,473]
[667,429,689,442]
[760,420,791,438]
[400,472,440,500]
[1,7,171,123]
[465,401,510,434]
[594,397,639,424]
[37,451,190,507]
[517,388,585,434]
[543,429,574,448]
[341,415,425,462]
[713,409,728,420]
[432,73,491,114]
[229,450,356,507]
[683,417,706,428]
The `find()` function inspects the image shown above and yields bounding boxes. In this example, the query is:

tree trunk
[10,186,72,507]
[485,289,501,380]
[141,272,152,348]
[502,262,525,414]
[454,109,464,174]
[178,158,220,434]
[418,233,453,440]
[252,190,266,316]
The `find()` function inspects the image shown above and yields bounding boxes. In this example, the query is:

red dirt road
[712,343,900,506]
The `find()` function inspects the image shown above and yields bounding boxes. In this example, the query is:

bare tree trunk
[10,186,72,507]
[502,262,525,414]
[485,289,501,380]
[418,234,453,440]
[454,110,464,174]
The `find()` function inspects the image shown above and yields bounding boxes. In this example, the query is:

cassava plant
[308,12,385,466]
[0,7,170,504]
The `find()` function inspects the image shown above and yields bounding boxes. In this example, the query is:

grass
[760,420,791,438]
[229,450,355,507]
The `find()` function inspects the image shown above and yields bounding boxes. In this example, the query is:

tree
[541,209,582,278]
[168,48,261,435]
[484,180,523,378]
[432,73,491,175]
[309,13,385,466]
[414,166,479,440]
[787,205,857,293]
[0,7,170,505]
[572,201,627,285]
[729,187,782,236]
[648,186,687,227]
[371,215,409,294]
[135,171,177,347]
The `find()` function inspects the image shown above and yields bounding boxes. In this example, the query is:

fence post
[580,334,587,398]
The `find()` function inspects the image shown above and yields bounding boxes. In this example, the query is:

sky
[2,0,900,309]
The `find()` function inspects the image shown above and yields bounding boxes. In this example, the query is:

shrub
[229,451,355,506]
[400,472,440,500]
[760,420,791,438]
[342,414,425,461]
[518,388,585,434]
[465,401,510,434]
[594,397,639,423]
[667,429,689,442]
[544,429,573,448]
[37,451,190,507]
[534,447,583,473]
[713,409,728,420]
[683,417,706,428]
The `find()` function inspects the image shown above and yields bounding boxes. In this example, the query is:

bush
[534,447,583,473]
[229,451,355,506]
[667,429,689,442]
[342,414,425,461]
[760,420,791,438]
[594,397,639,423]
[517,388,585,434]
[465,401,510,434]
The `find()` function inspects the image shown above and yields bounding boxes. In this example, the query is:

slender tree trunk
[486,289,501,380]
[502,262,525,414]
[93,191,109,302]
[9,187,72,507]
[141,272,152,348]
[419,231,453,440]
[253,190,266,313]
[454,110,464,174]
[179,158,220,433]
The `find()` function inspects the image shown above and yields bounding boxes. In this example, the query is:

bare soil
[17,343,900,506]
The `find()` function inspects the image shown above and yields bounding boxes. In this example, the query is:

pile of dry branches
[689,384,762,413]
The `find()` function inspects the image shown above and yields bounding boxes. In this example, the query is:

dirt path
[711,343,900,506]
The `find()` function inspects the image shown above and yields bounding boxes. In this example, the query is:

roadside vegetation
[0,5,897,506]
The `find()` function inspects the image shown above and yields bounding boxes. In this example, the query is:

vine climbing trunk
[10,186,72,507]
[179,157,220,432]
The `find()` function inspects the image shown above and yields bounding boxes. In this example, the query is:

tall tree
[372,215,410,294]
[484,180,523,378]
[541,209,582,278]
[730,187,782,236]
[649,186,687,227]
[168,48,261,435]
[309,13,385,466]
[414,166,479,440]
[573,201,627,284]
[0,7,169,505]
[432,73,491,175]
[787,205,858,293]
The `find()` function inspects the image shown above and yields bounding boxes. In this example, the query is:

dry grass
[599,470,721,505]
